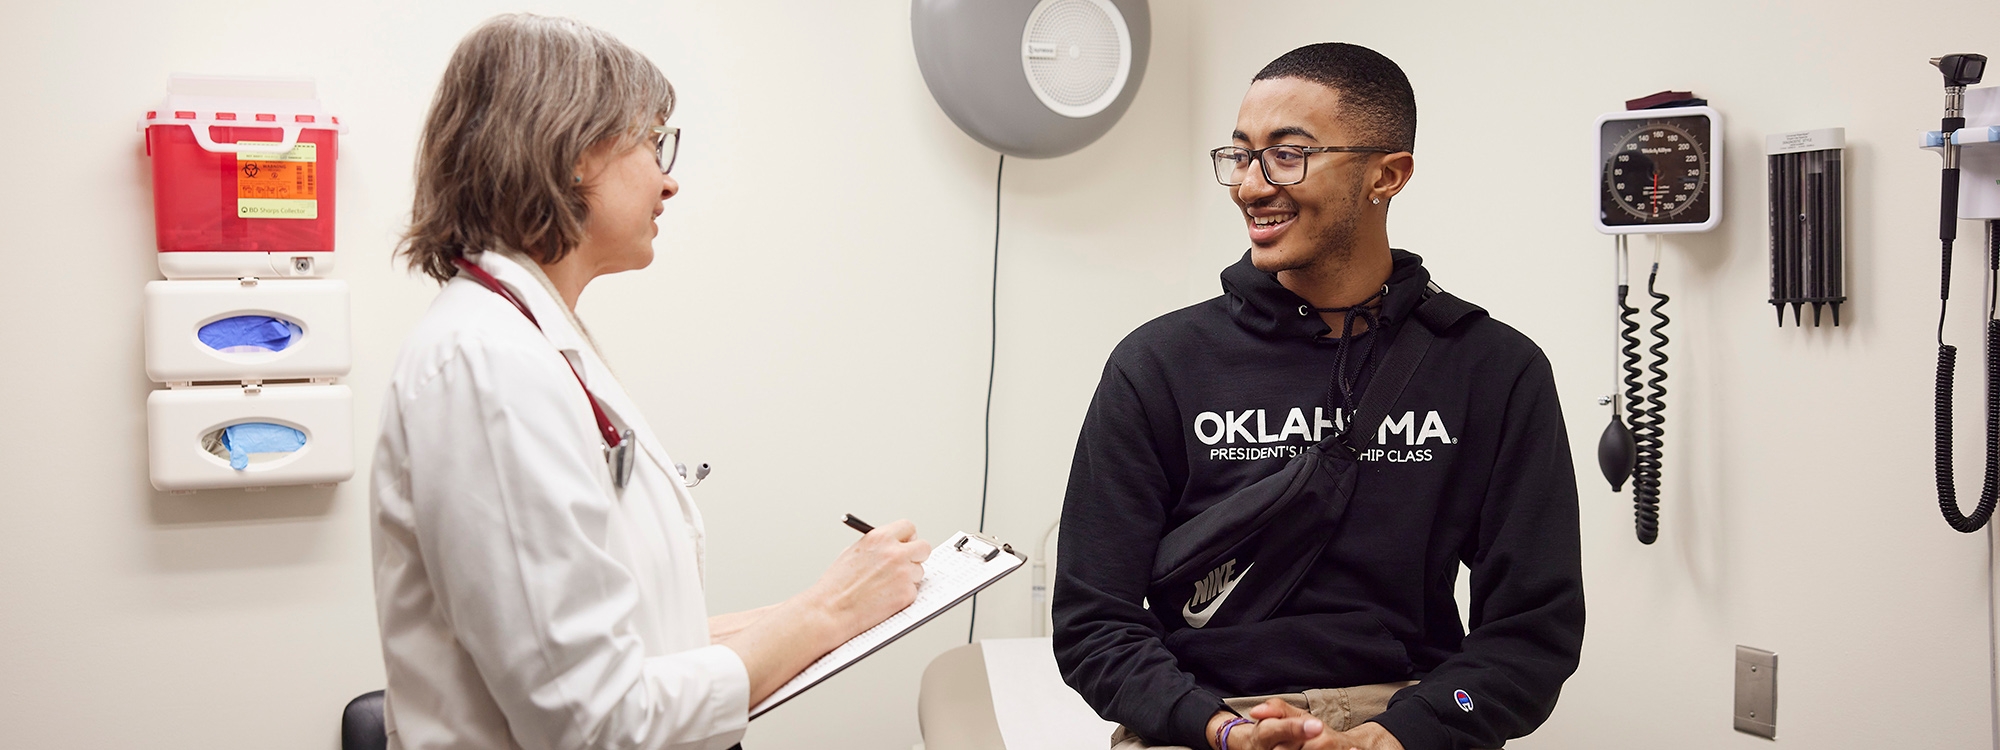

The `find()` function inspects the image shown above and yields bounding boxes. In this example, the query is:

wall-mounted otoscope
[1927,52,1999,533]
[1935,54,1985,258]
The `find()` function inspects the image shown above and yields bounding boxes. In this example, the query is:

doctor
[371,14,931,750]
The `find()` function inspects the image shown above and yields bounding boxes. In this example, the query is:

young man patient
[1052,43,1584,750]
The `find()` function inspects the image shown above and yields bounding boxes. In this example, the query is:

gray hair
[400,13,675,282]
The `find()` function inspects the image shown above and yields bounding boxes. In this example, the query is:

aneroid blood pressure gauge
[1594,105,1723,233]
[1592,99,1720,548]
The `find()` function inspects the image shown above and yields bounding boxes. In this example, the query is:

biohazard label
[235,142,318,220]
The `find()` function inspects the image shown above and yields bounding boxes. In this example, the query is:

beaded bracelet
[1216,717,1253,750]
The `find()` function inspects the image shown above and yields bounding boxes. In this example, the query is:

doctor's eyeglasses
[1210,144,1394,186]
[651,125,680,174]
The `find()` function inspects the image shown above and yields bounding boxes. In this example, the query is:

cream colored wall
[9,1,1998,749]
[1184,2,2000,749]
[0,1,1195,748]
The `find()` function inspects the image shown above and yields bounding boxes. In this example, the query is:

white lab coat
[370,250,749,750]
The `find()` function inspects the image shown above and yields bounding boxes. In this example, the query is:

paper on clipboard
[750,531,1023,718]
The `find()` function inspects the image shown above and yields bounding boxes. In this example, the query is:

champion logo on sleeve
[1454,689,1474,712]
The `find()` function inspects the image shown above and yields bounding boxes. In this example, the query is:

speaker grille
[1021,0,1130,119]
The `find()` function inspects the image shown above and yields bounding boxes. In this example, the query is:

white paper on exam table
[750,531,1023,718]
[982,637,1118,749]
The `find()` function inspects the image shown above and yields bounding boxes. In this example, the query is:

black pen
[842,513,874,534]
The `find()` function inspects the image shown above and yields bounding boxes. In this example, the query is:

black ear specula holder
[1766,131,1846,327]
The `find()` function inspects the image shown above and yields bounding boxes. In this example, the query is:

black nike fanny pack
[1149,290,1482,631]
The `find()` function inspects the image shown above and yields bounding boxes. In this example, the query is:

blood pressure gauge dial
[1594,105,1722,234]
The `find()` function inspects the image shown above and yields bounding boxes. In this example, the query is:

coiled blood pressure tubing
[1928,52,1999,533]
[1610,235,1671,544]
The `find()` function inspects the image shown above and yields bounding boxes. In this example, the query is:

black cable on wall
[968,153,1003,644]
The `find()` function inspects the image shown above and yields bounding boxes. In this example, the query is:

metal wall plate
[1734,646,1777,739]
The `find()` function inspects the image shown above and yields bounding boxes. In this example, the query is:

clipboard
[750,531,1025,718]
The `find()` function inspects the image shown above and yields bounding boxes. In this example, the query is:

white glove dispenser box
[146,383,353,492]
[143,278,350,383]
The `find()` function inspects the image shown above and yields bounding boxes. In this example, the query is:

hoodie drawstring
[1309,284,1389,437]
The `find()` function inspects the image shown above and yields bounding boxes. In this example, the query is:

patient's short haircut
[1253,43,1416,153]
[401,13,675,283]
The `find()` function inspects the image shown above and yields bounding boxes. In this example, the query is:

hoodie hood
[1221,249,1434,340]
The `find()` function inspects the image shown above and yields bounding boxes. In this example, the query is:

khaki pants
[1107,682,1416,749]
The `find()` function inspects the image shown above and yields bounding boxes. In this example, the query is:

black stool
[341,690,743,750]
[341,690,386,750]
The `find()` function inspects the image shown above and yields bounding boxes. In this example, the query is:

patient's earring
[1371,197,1381,205]
[574,175,583,184]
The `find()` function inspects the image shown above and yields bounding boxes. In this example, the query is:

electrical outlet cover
[1734,646,1777,739]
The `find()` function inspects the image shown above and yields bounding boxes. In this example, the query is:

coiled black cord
[1632,266,1669,545]
[1616,283,1651,543]
[1618,264,1668,545]
[1935,225,2000,534]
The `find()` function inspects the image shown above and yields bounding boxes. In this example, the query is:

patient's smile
[1246,207,1296,244]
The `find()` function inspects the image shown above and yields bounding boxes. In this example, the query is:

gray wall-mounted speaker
[912,0,1150,159]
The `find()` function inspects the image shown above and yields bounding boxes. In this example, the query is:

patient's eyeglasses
[651,125,680,174]
[1210,144,1393,186]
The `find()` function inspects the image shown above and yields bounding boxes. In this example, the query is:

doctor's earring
[1371,197,1381,205]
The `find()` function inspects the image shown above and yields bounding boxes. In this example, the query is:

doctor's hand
[725,520,930,707]
[808,519,930,638]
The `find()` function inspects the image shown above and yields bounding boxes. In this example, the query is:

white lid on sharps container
[140,74,346,156]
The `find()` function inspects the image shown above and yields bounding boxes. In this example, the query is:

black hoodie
[1052,250,1583,750]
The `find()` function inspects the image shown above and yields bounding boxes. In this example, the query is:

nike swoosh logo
[1181,562,1253,628]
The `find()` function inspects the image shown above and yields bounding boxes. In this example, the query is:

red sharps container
[142,75,346,279]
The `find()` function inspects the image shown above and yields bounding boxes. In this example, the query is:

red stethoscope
[453,256,636,490]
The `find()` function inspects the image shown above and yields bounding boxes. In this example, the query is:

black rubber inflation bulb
[1598,412,1637,491]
